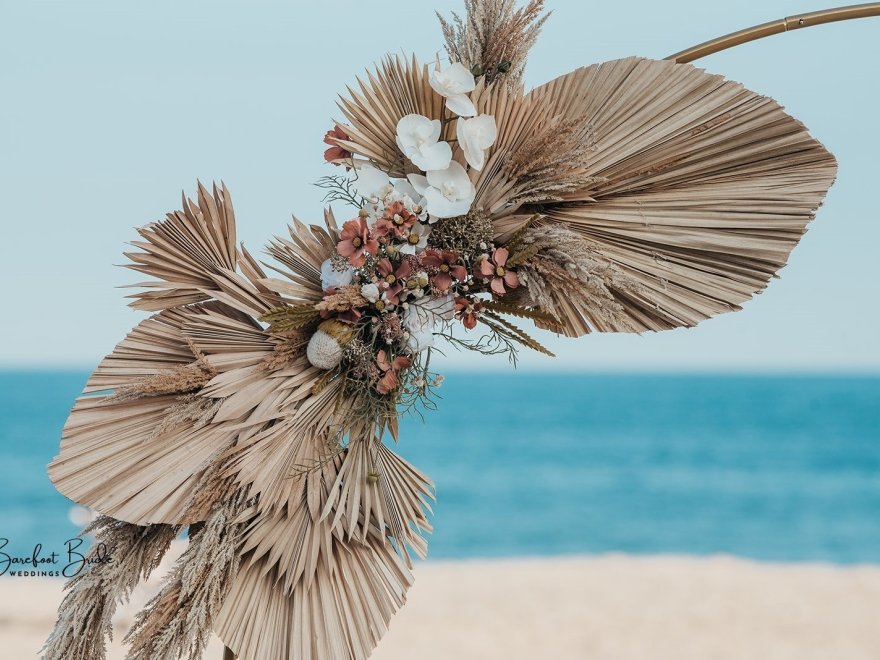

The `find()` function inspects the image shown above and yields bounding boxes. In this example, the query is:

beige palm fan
[43,1,877,659]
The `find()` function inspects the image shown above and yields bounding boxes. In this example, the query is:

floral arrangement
[44,1,837,659]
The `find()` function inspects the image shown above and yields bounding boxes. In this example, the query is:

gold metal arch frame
[668,3,880,63]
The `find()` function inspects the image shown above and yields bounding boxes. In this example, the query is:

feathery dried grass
[510,224,643,334]
[43,518,179,660]
[503,116,601,204]
[260,334,311,371]
[124,490,248,660]
[148,394,224,441]
[110,341,216,402]
[438,0,549,88]
[314,285,368,314]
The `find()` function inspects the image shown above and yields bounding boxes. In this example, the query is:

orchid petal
[444,94,477,118]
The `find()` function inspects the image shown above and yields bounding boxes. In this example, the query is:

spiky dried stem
[109,340,216,402]
[438,0,549,89]
[42,519,179,660]
[509,225,645,334]
[503,116,601,204]
[124,490,249,660]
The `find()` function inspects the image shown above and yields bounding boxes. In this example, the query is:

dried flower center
[375,300,386,311]
[407,233,420,245]
[352,236,363,248]
[393,214,405,226]
[440,264,450,273]
[495,266,505,277]
[406,278,420,290]
[385,274,396,284]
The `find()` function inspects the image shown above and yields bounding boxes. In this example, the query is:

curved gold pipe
[668,3,880,63]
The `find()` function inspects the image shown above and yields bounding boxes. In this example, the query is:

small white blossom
[320,258,354,290]
[396,114,452,171]
[424,162,476,219]
[429,62,477,117]
[393,179,428,222]
[457,114,497,171]
[398,222,431,255]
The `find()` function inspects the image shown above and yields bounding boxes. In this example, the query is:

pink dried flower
[337,218,378,267]
[375,350,411,394]
[454,295,482,330]
[376,258,411,305]
[477,247,519,295]
[323,124,352,164]
[374,200,419,240]
[380,313,404,343]
[422,249,468,293]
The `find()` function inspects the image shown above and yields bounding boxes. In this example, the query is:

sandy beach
[3,552,879,659]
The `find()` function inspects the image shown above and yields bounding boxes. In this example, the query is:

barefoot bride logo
[0,538,112,578]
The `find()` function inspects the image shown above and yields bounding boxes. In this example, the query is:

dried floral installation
[46,0,839,658]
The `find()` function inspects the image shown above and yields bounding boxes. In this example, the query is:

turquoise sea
[1,371,878,564]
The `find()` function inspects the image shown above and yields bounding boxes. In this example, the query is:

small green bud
[470,63,484,77]
[497,60,512,74]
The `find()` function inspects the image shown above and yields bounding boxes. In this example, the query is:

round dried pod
[306,320,355,370]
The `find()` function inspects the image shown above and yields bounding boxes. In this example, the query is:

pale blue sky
[1,0,878,371]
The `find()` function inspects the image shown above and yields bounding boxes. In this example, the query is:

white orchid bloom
[429,62,477,117]
[407,324,435,353]
[403,294,454,353]
[398,221,431,255]
[351,164,391,200]
[457,114,497,171]
[423,293,456,321]
[403,295,453,330]
[396,114,452,171]
[320,258,354,290]
[407,173,429,196]
[424,161,476,219]
[360,283,380,303]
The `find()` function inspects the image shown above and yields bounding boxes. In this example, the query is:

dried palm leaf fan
[43,2,877,659]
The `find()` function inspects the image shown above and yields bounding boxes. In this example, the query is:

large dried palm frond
[261,209,339,304]
[48,302,263,526]
[126,182,272,317]
[336,56,445,176]
[322,437,433,562]
[508,57,836,334]
[218,437,429,660]
[438,0,549,88]
[216,529,412,660]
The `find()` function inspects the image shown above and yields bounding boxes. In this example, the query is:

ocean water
[1,371,878,564]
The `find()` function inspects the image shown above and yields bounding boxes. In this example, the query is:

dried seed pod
[306,320,355,369]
